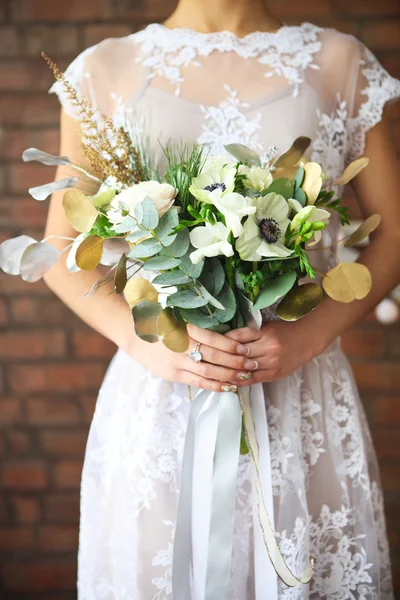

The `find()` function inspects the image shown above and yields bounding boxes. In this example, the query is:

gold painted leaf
[274,137,312,168]
[157,307,189,353]
[322,262,372,303]
[132,301,163,343]
[63,190,98,233]
[115,253,127,294]
[124,277,158,308]
[302,162,322,205]
[75,235,104,270]
[277,283,323,321]
[344,214,381,248]
[334,157,369,186]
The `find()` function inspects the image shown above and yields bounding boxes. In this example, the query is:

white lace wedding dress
[50,22,400,600]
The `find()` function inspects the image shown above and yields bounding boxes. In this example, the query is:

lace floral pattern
[135,22,322,96]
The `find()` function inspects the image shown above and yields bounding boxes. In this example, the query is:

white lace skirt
[77,341,394,600]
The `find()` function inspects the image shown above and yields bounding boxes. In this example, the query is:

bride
[44,0,400,598]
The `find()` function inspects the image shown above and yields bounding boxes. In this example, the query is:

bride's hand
[130,323,257,392]
[225,321,326,385]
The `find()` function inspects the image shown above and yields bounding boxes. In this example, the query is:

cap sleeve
[49,36,146,120]
[347,40,400,162]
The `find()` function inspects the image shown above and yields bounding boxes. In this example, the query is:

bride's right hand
[129,324,259,392]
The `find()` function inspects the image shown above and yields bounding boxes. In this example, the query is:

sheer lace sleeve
[49,35,146,120]
[347,40,400,161]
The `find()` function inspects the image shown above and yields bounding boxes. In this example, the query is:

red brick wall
[0,0,399,598]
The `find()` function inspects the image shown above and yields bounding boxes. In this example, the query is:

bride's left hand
[225,321,326,385]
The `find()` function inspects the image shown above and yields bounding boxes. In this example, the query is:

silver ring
[189,342,203,363]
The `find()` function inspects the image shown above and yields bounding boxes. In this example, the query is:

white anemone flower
[236,192,293,261]
[189,165,236,204]
[289,199,331,246]
[238,164,273,192]
[189,222,234,265]
[210,191,256,238]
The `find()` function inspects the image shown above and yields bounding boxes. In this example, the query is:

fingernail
[221,384,238,393]
[244,360,258,371]
[237,344,250,355]
[237,372,252,381]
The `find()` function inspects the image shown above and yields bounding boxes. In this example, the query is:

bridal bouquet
[0,54,380,591]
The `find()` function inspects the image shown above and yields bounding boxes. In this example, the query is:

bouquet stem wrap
[172,383,313,599]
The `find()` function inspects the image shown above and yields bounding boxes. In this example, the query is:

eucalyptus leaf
[224,143,261,167]
[156,307,190,352]
[66,233,86,273]
[237,292,262,331]
[180,308,219,328]
[0,235,37,275]
[293,167,305,191]
[143,256,181,271]
[89,187,116,208]
[165,227,189,256]
[100,238,129,266]
[253,271,296,310]
[30,177,78,201]
[132,300,163,343]
[274,137,311,168]
[23,147,71,167]
[179,253,204,279]
[152,271,192,286]
[114,216,137,234]
[209,323,231,333]
[199,257,225,297]
[135,196,159,230]
[213,282,237,323]
[115,254,127,294]
[75,235,104,270]
[197,282,225,310]
[294,187,307,207]
[156,209,179,245]
[166,289,209,309]
[20,241,59,282]
[63,190,98,233]
[263,178,294,200]
[128,238,163,258]
[125,229,149,243]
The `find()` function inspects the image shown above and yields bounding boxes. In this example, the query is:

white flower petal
[257,240,293,258]
[256,193,289,223]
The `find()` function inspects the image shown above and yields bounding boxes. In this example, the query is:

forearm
[298,230,400,352]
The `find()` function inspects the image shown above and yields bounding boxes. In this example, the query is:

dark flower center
[259,218,281,244]
[204,182,226,193]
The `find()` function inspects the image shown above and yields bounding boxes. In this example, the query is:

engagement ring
[189,342,203,363]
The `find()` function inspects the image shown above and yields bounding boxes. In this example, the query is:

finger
[187,324,250,356]
[236,369,280,386]
[183,354,252,384]
[179,369,239,393]
[190,341,254,371]
[225,327,262,344]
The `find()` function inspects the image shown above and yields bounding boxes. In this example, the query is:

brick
[83,24,132,47]
[25,25,80,56]
[0,296,7,325]
[0,330,67,359]
[10,296,68,325]
[10,363,105,393]
[0,196,48,228]
[53,459,83,489]
[0,397,23,427]
[38,525,78,551]
[12,496,40,524]
[7,430,32,454]
[9,162,56,193]
[267,0,334,17]
[0,127,59,160]
[0,59,55,91]
[0,95,60,127]
[38,430,87,455]
[335,0,400,15]
[110,0,173,20]
[373,429,400,459]
[352,362,400,391]
[2,461,48,490]
[369,395,400,425]
[380,463,400,493]
[0,526,34,550]
[11,0,113,21]
[1,561,76,592]
[71,330,116,358]
[43,493,79,523]
[0,272,49,295]
[387,329,400,357]
[0,26,20,57]
[26,397,80,426]
[341,328,385,357]
[361,21,400,50]
[381,56,400,81]
[82,393,97,424]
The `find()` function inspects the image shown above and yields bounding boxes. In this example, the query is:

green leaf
[126,229,148,243]
[294,187,307,207]
[134,196,159,229]
[166,289,209,309]
[234,270,246,293]
[179,253,204,279]
[128,238,163,258]
[131,300,163,343]
[253,271,297,310]
[152,271,192,286]
[155,208,179,244]
[199,257,225,297]
[166,228,190,257]
[213,282,237,323]
[89,187,116,208]
[180,308,219,328]
[293,167,305,192]
[114,216,137,234]
[143,256,181,271]
[224,143,261,167]
[208,323,231,333]
[197,283,225,310]
[264,178,294,200]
